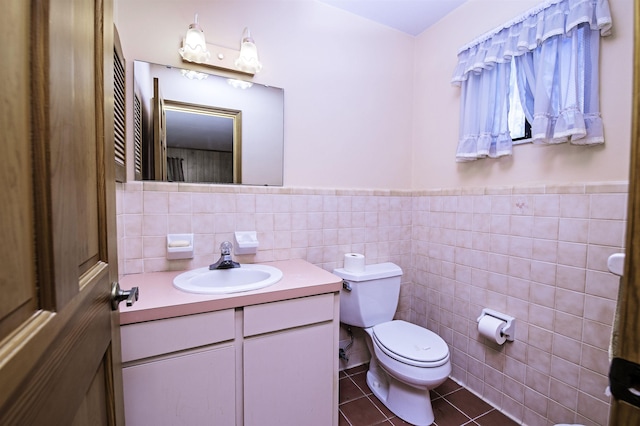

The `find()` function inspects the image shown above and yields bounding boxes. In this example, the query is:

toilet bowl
[334,263,451,426]
[364,320,451,425]
[371,320,450,386]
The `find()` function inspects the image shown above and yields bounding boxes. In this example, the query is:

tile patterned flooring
[339,364,519,426]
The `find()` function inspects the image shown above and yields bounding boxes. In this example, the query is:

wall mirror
[134,60,284,185]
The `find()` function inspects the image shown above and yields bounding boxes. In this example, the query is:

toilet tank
[333,262,403,328]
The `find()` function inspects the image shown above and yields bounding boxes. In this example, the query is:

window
[451,0,613,162]
[507,61,531,143]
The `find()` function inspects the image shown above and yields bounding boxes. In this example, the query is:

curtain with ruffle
[451,0,612,161]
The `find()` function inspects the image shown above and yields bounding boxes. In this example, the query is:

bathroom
[114,0,632,425]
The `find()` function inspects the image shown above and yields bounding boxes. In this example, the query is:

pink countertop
[119,259,342,325]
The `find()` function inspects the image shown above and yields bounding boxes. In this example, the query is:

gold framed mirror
[163,100,242,183]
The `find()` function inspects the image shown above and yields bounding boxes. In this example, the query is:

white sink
[173,264,283,294]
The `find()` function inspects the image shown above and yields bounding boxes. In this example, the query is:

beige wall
[116,0,415,190]
[413,0,634,189]
[117,0,633,191]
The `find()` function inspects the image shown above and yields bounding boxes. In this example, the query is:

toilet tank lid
[333,262,402,281]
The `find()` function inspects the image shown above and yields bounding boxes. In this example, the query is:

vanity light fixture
[179,16,263,77]
[235,27,263,74]
[178,14,210,64]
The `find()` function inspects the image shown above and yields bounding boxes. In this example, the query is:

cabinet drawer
[121,309,235,362]
[244,293,334,337]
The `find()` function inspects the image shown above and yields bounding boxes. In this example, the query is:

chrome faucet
[209,241,240,269]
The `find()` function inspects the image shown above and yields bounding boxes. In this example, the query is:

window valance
[451,0,612,85]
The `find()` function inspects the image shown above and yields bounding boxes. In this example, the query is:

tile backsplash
[116,181,413,277]
[116,180,627,426]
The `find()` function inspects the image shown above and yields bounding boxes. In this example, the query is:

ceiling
[318,0,468,36]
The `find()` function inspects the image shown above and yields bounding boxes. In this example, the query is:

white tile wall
[116,180,628,426]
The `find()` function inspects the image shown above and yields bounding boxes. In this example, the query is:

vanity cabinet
[120,292,339,426]
[120,309,237,426]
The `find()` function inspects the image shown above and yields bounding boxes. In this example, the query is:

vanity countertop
[118,259,342,325]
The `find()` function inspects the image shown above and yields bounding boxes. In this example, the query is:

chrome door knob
[111,282,139,310]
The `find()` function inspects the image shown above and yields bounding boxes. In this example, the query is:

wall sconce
[179,15,263,77]
[178,14,210,64]
[235,28,262,74]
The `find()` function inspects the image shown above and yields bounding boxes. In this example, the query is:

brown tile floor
[339,364,519,426]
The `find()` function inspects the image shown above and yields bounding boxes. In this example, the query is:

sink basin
[173,264,283,294]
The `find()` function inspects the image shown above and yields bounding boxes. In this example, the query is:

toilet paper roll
[478,315,507,345]
[344,253,365,272]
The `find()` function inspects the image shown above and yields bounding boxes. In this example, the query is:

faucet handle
[220,241,233,255]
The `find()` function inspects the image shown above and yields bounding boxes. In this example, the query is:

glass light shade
[181,69,208,80]
[235,28,262,74]
[179,17,210,63]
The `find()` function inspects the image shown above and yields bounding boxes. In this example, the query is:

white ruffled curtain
[451,0,613,162]
[456,62,513,159]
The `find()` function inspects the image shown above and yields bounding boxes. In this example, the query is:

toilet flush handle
[342,280,352,292]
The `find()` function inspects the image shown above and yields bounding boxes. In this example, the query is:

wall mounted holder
[167,233,194,260]
[477,308,516,341]
[234,231,258,255]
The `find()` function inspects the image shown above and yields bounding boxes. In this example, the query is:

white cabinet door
[243,322,335,426]
[123,345,236,426]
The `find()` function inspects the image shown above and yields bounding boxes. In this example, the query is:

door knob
[111,282,139,310]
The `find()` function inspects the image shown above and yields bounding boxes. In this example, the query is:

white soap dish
[234,231,259,255]
[167,234,194,260]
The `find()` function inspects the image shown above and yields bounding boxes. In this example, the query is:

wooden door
[153,77,167,181]
[0,0,125,424]
[609,3,640,424]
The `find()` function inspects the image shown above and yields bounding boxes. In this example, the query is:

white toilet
[334,262,451,426]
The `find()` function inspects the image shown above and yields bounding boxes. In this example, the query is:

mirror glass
[133,60,284,186]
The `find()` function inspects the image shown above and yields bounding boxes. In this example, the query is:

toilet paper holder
[477,308,516,341]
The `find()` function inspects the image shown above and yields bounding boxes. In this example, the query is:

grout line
[339,377,364,405]
[338,409,354,426]
[365,395,391,420]
[465,408,495,422]
[434,388,461,398]
[442,390,495,422]
[440,399,474,424]
[353,383,372,396]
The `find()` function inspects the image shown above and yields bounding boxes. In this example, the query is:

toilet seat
[372,320,449,368]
